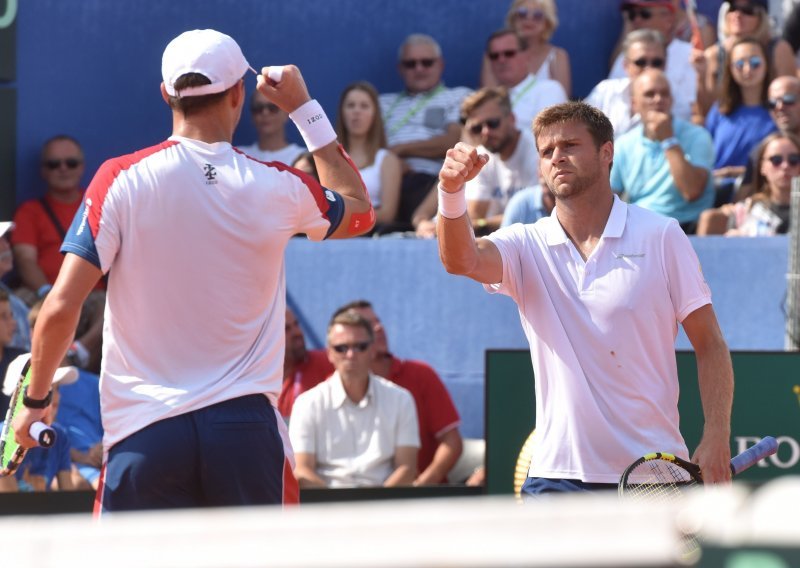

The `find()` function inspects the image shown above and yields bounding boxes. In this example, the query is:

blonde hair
[505,0,559,42]
[721,3,772,43]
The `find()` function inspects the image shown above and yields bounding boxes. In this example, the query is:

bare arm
[55,470,75,491]
[375,151,402,225]
[390,123,462,160]
[437,143,504,284]
[664,144,710,202]
[479,54,497,88]
[293,452,327,488]
[414,428,463,486]
[383,446,417,487]
[551,47,572,99]
[695,46,719,117]
[772,39,798,79]
[683,304,733,484]
[12,244,50,292]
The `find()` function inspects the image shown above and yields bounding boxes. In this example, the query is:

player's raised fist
[439,142,489,193]
[256,64,311,114]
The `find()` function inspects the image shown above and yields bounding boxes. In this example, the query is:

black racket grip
[730,436,778,476]
[29,421,56,448]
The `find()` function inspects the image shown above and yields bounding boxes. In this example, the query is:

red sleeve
[412,361,461,437]
[10,200,43,247]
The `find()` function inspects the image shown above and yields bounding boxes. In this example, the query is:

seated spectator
[587,29,694,138]
[0,354,79,492]
[698,0,797,116]
[611,69,714,233]
[485,29,567,133]
[289,310,419,488]
[0,222,31,350]
[379,34,472,231]
[481,0,572,97]
[333,300,462,486]
[238,89,305,165]
[608,0,697,119]
[783,2,800,70]
[277,307,333,419]
[697,132,799,235]
[671,0,716,48]
[0,289,27,417]
[335,82,402,232]
[460,87,540,233]
[501,177,555,227]
[705,37,777,204]
[11,135,94,300]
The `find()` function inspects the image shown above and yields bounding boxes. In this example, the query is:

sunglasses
[331,341,372,354]
[766,153,800,167]
[733,55,763,71]
[488,49,519,61]
[624,7,652,20]
[631,57,665,69]
[729,4,758,16]
[767,94,798,110]
[467,117,503,136]
[400,58,437,70]
[43,158,82,170]
[513,7,545,21]
[251,102,280,114]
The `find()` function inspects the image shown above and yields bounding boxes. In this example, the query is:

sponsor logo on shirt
[76,197,91,236]
[325,190,335,202]
[204,163,218,185]
[613,252,645,259]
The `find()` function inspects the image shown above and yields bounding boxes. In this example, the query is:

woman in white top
[335,82,402,229]
[481,0,572,97]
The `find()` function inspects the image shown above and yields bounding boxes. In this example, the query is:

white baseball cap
[0,222,13,238]
[2,354,79,397]
[162,29,251,97]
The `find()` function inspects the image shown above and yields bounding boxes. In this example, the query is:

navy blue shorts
[520,477,618,502]
[95,394,298,513]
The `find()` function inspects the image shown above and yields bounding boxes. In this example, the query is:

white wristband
[437,184,467,219]
[289,99,337,152]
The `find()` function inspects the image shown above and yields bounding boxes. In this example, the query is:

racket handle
[730,436,778,476]
[29,422,56,448]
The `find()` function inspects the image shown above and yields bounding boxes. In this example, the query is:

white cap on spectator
[0,222,13,238]
[162,29,251,97]
[2,354,79,396]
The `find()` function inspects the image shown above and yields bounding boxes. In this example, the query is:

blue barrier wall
[11,0,722,204]
[286,236,790,438]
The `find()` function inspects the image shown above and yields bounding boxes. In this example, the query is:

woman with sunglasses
[335,82,402,233]
[705,37,778,203]
[481,0,571,98]
[697,0,796,115]
[697,132,799,235]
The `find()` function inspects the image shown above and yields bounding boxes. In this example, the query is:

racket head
[618,451,703,501]
[0,358,32,477]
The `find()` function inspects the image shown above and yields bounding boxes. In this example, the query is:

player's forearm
[28,294,82,398]
[437,215,481,275]
[696,337,733,439]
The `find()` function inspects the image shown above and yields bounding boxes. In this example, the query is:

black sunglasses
[488,49,519,62]
[400,58,437,70]
[43,158,82,170]
[766,153,800,167]
[331,341,372,354]
[729,4,759,16]
[251,102,280,114]
[468,117,503,136]
[624,7,652,20]
[767,94,797,110]
[632,57,665,69]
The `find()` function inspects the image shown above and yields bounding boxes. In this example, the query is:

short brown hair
[167,73,232,116]
[533,101,614,151]
[460,87,512,121]
[327,309,374,343]
[486,28,527,54]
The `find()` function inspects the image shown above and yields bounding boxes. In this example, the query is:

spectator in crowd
[705,37,777,204]
[459,87,540,233]
[336,82,402,232]
[783,1,800,68]
[291,152,319,182]
[380,34,472,231]
[278,307,333,419]
[697,132,799,235]
[0,289,26,417]
[611,69,714,233]
[501,176,555,227]
[481,0,572,97]
[608,0,697,119]
[11,135,88,300]
[289,310,419,488]
[697,0,797,115]
[485,29,567,134]
[333,300,462,486]
[671,0,716,48]
[238,89,305,165]
[585,29,690,138]
[0,355,78,492]
[0,222,30,351]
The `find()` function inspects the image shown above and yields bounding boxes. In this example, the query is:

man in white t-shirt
[290,310,419,488]
[435,101,733,497]
[12,29,375,513]
[461,87,539,233]
[238,88,304,165]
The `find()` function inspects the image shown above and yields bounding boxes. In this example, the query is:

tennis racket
[0,358,56,477]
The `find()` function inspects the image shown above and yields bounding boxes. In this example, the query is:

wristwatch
[661,137,680,151]
[22,386,53,409]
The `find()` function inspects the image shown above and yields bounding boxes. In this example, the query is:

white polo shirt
[289,372,419,488]
[485,196,711,483]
